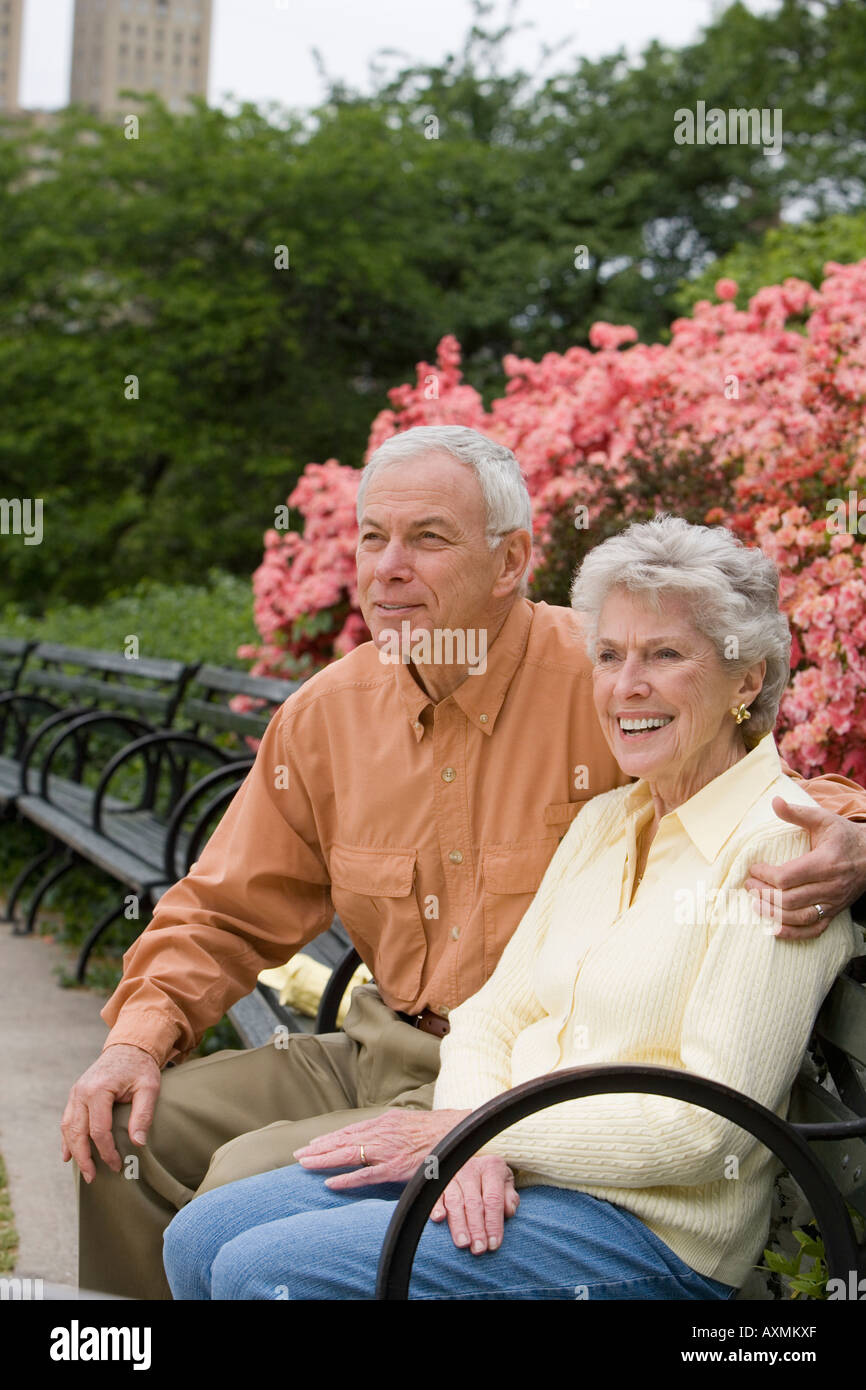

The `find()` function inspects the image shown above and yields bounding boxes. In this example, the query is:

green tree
[1,0,865,612]
[675,210,866,311]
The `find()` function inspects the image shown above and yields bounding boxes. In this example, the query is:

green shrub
[0,568,255,668]
[675,212,866,315]
[761,1208,866,1298]
[0,1152,19,1274]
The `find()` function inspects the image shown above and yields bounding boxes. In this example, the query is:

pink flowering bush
[242,259,866,779]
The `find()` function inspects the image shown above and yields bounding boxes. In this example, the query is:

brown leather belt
[399,1007,450,1038]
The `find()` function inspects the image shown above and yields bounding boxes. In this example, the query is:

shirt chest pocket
[328,844,426,1003]
[481,839,558,979]
[480,800,591,979]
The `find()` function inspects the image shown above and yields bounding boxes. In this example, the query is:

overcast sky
[20,0,779,113]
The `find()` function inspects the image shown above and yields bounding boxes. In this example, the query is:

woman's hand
[293,1108,471,1189]
[430,1155,519,1253]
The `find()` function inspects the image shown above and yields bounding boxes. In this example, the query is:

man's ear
[492,530,532,598]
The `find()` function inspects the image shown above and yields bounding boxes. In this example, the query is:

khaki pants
[77,986,441,1300]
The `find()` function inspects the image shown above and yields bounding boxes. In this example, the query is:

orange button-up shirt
[101,598,866,1067]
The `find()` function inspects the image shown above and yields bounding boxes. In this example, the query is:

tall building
[0,0,24,112]
[69,0,212,117]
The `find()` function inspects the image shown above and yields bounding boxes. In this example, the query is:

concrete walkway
[0,919,109,1288]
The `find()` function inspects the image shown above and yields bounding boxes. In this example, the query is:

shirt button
[441,766,456,782]
[479,713,489,723]
[451,926,460,940]
[448,849,464,864]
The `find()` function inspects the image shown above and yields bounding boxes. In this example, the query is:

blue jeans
[163,1164,737,1301]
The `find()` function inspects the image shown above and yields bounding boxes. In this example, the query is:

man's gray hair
[570,514,791,740]
[357,427,533,593]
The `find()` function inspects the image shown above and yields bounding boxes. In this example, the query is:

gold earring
[730,703,751,725]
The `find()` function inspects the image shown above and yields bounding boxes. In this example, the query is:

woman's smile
[616,714,675,740]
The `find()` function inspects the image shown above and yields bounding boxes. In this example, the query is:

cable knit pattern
[433,734,862,1288]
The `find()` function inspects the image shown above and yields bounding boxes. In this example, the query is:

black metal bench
[375,956,866,1301]
[1,642,196,932]
[3,660,301,982]
[0,641,193,819]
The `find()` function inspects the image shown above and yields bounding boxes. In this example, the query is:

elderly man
[63,425,866,1299]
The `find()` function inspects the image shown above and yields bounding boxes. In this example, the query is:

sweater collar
[624,732,784,863]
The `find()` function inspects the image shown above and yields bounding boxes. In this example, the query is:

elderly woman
[163,515,860,1300]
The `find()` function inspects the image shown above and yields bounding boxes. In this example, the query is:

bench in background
[1,653,302,984]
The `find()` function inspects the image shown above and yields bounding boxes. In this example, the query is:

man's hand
[294,1107,471,1189]
[745,798,866,940]
[430,1155,519,1253]
[61,1044,161,1184]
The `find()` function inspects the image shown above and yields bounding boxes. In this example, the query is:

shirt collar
[624,732,784,863]
[394,598,534,738]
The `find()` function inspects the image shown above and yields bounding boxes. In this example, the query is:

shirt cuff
[101,1012,185,1069]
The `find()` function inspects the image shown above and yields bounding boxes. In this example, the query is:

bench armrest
[90,729,235,834]
[33,711,155,802]
[375,1063,863,1299]
[162,758,254,878]
[18,706,146,794]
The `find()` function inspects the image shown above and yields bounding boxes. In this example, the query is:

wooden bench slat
[23,672,177,714]
[180,698,275,735]
[193,665,300,702]
[17,796,166,893]
[31,644,188,681]
[228,988,311,1047]
[816,974,866,1068]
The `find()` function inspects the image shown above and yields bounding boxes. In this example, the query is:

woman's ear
[737,658,767,708]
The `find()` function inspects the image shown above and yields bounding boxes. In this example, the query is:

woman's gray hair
[570,514,791,741]
[357,427,533,592]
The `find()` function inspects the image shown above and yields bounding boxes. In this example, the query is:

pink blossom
[240,258,866,776]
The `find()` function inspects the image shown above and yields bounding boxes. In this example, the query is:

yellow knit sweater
[433,734,862,1288]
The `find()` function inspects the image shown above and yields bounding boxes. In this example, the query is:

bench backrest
[19,643,194,725]
[178,664,302,742]
[790,955,866,1219]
